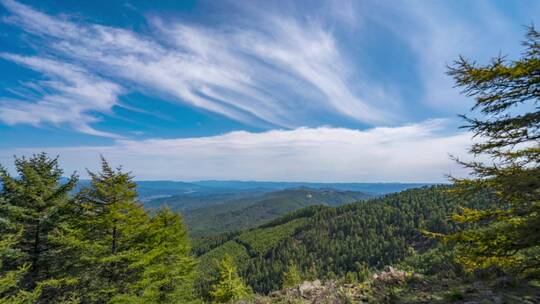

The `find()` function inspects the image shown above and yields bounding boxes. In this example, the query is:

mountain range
[70,179,433,200]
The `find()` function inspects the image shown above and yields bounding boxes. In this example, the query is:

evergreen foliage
[112,208,199,303]
[443,26,540,275]
[184,188,370,237]
[0,211,40,304]
[282,263,302,288]
[0,153,77,301]
[53,157,149,302]
[195,186,494,294]
[209,254,252,303]
[0,155,198,303]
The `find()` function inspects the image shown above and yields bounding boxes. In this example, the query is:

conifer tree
[54,157,148,302]
[112,208,199,304]
[0,153,77,294]
[0,232,37,304]
[443,26,540,274]
[210,254,252,303]
[52,157,201,303]
[0,196,39,303]
[282,263,302,288]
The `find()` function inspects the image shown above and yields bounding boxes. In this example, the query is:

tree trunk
[111,225,117,254]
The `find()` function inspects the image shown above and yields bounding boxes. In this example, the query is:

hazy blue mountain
[191,180,434,195]
[144,190,268,212]
[66,178,432,201]
[69,179,215,201]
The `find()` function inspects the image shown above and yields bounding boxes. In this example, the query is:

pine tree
[0,232,38,304]
[0,196,38,304]
[210,254,252,303]
[442,26,540,274]
[0,153,78,296]
[282,263,302,288]
[111,208,199,304]
[55,157,148,302]
[52,157,202,303]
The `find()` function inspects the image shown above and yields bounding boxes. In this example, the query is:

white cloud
[0,54,123,137]
[2,0,539,137]
[0,0,396,136]
[0,120,475,182]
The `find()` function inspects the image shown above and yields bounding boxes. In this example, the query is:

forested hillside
[193,186,493,294]
[182,188,371,236]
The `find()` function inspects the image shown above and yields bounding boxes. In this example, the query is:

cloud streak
[0,0,395,136]
[0,53,123,137]
[0,120,474,182]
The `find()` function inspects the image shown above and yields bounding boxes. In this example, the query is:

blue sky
[0,0,538,182]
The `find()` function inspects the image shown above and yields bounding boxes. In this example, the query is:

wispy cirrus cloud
[0,119,473,182]
[0,53,122,137]
[0,0,395,137]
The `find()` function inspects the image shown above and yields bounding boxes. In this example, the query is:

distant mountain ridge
[189,180,434,195]
[144,191,267,212]
[65,178,434,200]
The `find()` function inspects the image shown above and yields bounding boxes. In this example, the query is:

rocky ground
[241,267,540,304]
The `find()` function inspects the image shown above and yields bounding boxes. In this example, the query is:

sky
[0,0,538,182]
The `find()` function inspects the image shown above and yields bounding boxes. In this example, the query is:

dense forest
[0,26,539,304]
[193,186,494,294]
